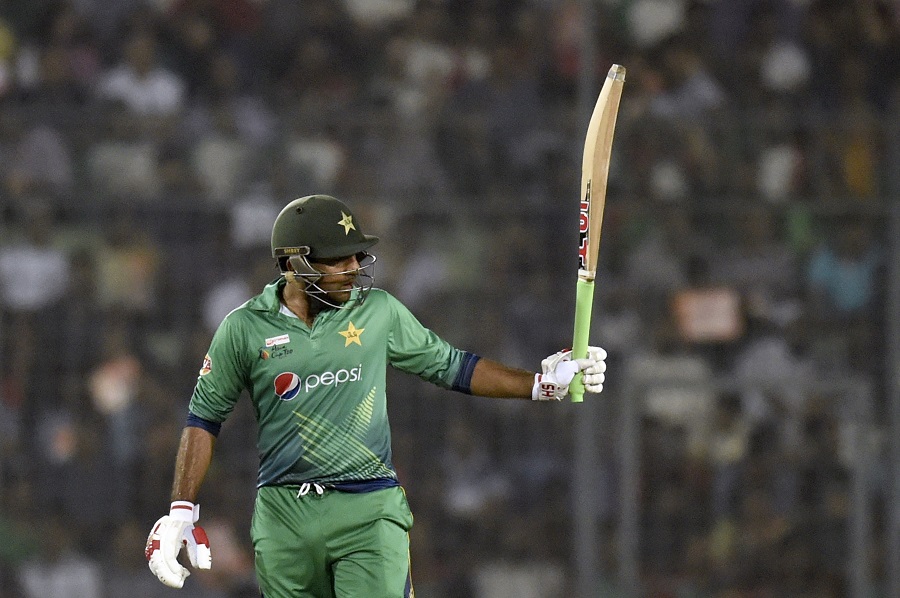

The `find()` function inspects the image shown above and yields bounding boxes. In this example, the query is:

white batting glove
[532,346,607,401]
[146,501,212,588]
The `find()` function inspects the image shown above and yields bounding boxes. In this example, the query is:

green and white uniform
[187,277,479,597]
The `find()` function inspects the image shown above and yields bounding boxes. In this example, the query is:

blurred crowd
[0,0,897,596]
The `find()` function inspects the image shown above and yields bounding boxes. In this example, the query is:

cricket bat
[569,64,626,403]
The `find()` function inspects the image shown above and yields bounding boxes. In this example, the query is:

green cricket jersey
[189,278,476,488]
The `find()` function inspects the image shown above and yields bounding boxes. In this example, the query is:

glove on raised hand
[532,346,607,401]
[146,501,212,588]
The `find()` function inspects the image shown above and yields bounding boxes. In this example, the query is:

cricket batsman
[145,194,607,597]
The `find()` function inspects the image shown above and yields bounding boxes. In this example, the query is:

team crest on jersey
[199,354,212,376]
[274,372,302,401]
[338,321,365,347]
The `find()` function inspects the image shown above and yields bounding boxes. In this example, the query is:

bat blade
[577,64,625,278]
[570,64,625,403]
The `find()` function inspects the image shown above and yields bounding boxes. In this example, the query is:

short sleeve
[188,313,249,423]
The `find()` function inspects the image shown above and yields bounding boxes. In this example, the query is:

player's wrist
[532,373,559,401]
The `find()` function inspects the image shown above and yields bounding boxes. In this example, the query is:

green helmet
[271,195,379,263]
[271,195,379,309]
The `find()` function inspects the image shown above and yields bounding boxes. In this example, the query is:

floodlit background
[0,1,898,597]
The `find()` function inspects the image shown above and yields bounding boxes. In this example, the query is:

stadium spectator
[806,215,884,374]
[649,33,727,119]
[97,28,186,117]
[3,123,73,200]
[190,104,253,203]
[756,125,813,203]
[0,201,70,313]
[623,203,705,302]
[366,121,451,202]
[184,51,276,148]
[807,216,883,318]
[85,101,162,200]
[707,205,800,301]
[92,211,162,318]
[16,516,103,598]
[42,4,102,91]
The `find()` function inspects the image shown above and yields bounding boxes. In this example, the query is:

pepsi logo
[274,372,301,401]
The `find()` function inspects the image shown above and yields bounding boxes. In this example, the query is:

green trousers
[252,485,414,598]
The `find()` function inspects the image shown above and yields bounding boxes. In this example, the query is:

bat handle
[570,278,595,403]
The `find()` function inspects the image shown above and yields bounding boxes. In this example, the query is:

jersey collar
[246,277,286,313]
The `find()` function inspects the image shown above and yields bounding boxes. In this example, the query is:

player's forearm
[170,425,216,503]
[468,357,535,399]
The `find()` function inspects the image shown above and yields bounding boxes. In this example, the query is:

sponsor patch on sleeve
[199,354,212,376]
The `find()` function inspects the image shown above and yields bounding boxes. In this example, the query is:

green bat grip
[569,278,595,403]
